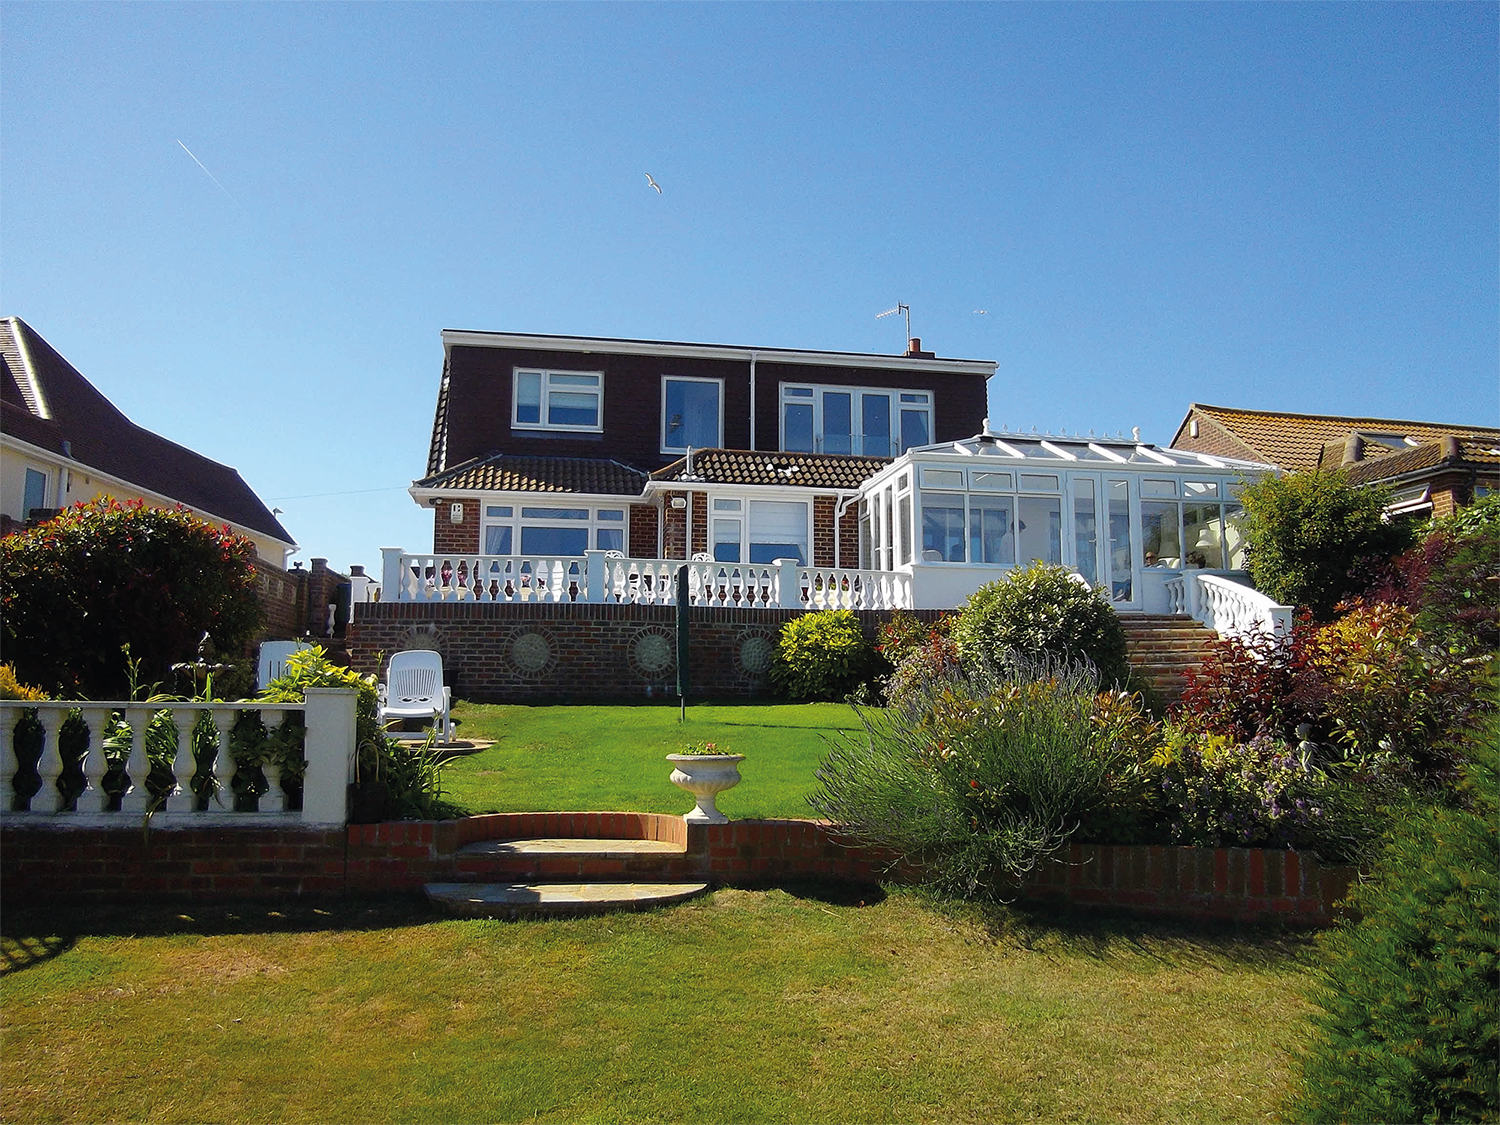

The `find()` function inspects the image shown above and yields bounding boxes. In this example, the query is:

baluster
[213,709,237,812]
[120,706,152,815]
[165,707,198,813]
[78,706,111,814]
[0,704,18,812]
[261,709,288,813]
[35,708,65,813]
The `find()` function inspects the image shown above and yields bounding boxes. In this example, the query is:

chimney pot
[904,337,935,359]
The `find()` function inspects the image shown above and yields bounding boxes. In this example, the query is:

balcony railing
[379,549,913,611]
[0,690,356,826]
[1164,571,1294,640]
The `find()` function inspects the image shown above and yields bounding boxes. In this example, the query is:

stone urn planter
[666,753,745,823]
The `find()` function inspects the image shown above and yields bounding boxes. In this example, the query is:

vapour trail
[177,139,237,204]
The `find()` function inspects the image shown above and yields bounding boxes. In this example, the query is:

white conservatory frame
[857,425,1278,612]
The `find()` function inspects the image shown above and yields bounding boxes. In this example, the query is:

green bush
[1238,471,1413,622]
[259,646,452,820]
[0,498,262,698]
[949,562,1130,688]
[1287,680,1499,1123]
[770,610,879,701]
[809,655,1148,898]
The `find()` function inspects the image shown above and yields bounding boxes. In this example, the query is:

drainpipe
[834,491,859,569]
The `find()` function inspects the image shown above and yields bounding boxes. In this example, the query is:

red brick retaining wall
[347,604,944,702]
[1,817,1355,926]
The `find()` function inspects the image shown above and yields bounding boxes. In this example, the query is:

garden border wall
[1,817,1356,927]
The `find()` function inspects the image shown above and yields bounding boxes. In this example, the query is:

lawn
[0,890,1315,1124]
[439,701,867,820]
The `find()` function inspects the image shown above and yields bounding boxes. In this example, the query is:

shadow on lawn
[0,893,438,975]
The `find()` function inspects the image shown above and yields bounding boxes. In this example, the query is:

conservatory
[857,424,1278,612]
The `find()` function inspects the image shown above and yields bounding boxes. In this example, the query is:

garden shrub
[948,562,1130,688]
[1287,680,1499,1124]
[883,632,962,714]
[810,655,1150,898]
[259,646,452,819]
[876,610,951,666]
[1178,606,1482,795]
[1237,470,1413,621]
[770,610,880,701]
[0,498,262,698]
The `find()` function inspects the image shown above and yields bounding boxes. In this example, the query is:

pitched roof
[650,449,889,490]
[0,317,295,545]
[1172,403,1500,475]
[415,453,648,495]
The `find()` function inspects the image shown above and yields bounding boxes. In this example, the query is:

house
[356,330,1285,702]
[1,317,296,564]
[1170,404,1500,521]
[412,329,994,565]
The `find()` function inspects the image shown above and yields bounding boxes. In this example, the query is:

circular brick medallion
[630,629,675,677]
[510,630,555,676]
[737,633,775,676]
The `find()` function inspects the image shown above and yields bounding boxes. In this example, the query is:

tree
[1287,677,1498,1124]
[1238,470,1412,621]
[0,498,263,698]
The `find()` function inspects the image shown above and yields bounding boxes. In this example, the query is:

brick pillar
[629,503,659,558]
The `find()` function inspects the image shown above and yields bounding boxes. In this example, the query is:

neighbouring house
[0,317,307,640]
[353,330,1282,702]
[1170,403,1500,521]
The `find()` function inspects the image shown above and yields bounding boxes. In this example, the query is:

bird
[645,173,662,194]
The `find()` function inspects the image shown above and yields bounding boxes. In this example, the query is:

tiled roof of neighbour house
[425,356,450,478]
[1172,403,1500,474]
[0,317,295,546]
[1341,436,1500,488]
[649,449,890,490]
[414,453,649,496]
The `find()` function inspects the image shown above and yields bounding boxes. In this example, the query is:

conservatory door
[1070,475,1139,611]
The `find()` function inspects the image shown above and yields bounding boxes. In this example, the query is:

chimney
[1441,435,1460,461]
[904,337,935,359]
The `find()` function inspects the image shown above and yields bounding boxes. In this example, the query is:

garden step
[425,880,710,919]
[451,837,691,881]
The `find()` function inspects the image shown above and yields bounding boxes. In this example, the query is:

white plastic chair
[258,640,311,690]
[377,650,453,741]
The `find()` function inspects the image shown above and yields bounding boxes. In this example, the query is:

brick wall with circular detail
[509,629,558,677]
[629,628,675,679]
[736,632,776,682]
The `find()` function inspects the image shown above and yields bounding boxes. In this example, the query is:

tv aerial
[876,303,911,341]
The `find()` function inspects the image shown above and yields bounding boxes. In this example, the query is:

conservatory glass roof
[903,425,1276,472]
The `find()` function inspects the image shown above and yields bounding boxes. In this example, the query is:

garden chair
[257,640,311,690]
[377,650,453,741]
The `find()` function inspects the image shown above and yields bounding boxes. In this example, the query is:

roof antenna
[876,303,911,343]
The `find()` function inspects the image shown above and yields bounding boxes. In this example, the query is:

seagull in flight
[645,173,663,194]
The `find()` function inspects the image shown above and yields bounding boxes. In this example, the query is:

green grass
[440,701,866,820]
[1,890,1316,1124]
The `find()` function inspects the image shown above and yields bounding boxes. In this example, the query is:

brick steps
[426,834,708,919]
[1120,614,1218,705]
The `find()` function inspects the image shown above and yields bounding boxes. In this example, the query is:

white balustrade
[0,691,356,826]
[1188,572,1294,641]
[380,548,915,610]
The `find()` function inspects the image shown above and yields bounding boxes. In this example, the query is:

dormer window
[513,368,603,432]
[779,384,931,456]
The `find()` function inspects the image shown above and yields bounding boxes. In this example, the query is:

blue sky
[4,2,1495,573]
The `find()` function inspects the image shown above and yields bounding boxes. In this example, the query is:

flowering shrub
[876,610,951,665]
[883,633,962,713]
[0,498,262,698]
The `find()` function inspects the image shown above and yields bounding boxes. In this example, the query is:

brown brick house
[1170,404,1500,520]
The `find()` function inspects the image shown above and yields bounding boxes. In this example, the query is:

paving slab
[458,837,684,858]
[426,880,710,919]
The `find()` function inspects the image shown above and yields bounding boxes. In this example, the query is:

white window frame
[660,375,724,454]
[512,367,605,433]
[778,383,932,457]
[480,501,627,555]
[701,493,811,565]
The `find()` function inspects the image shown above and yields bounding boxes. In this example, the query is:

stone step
[426,880,710,920]
[452,837,691,881]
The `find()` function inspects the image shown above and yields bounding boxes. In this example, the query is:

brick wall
[434,500,481,554]
[347,603,934,702]
[0,818,1356,927]
[629,503,659,557]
